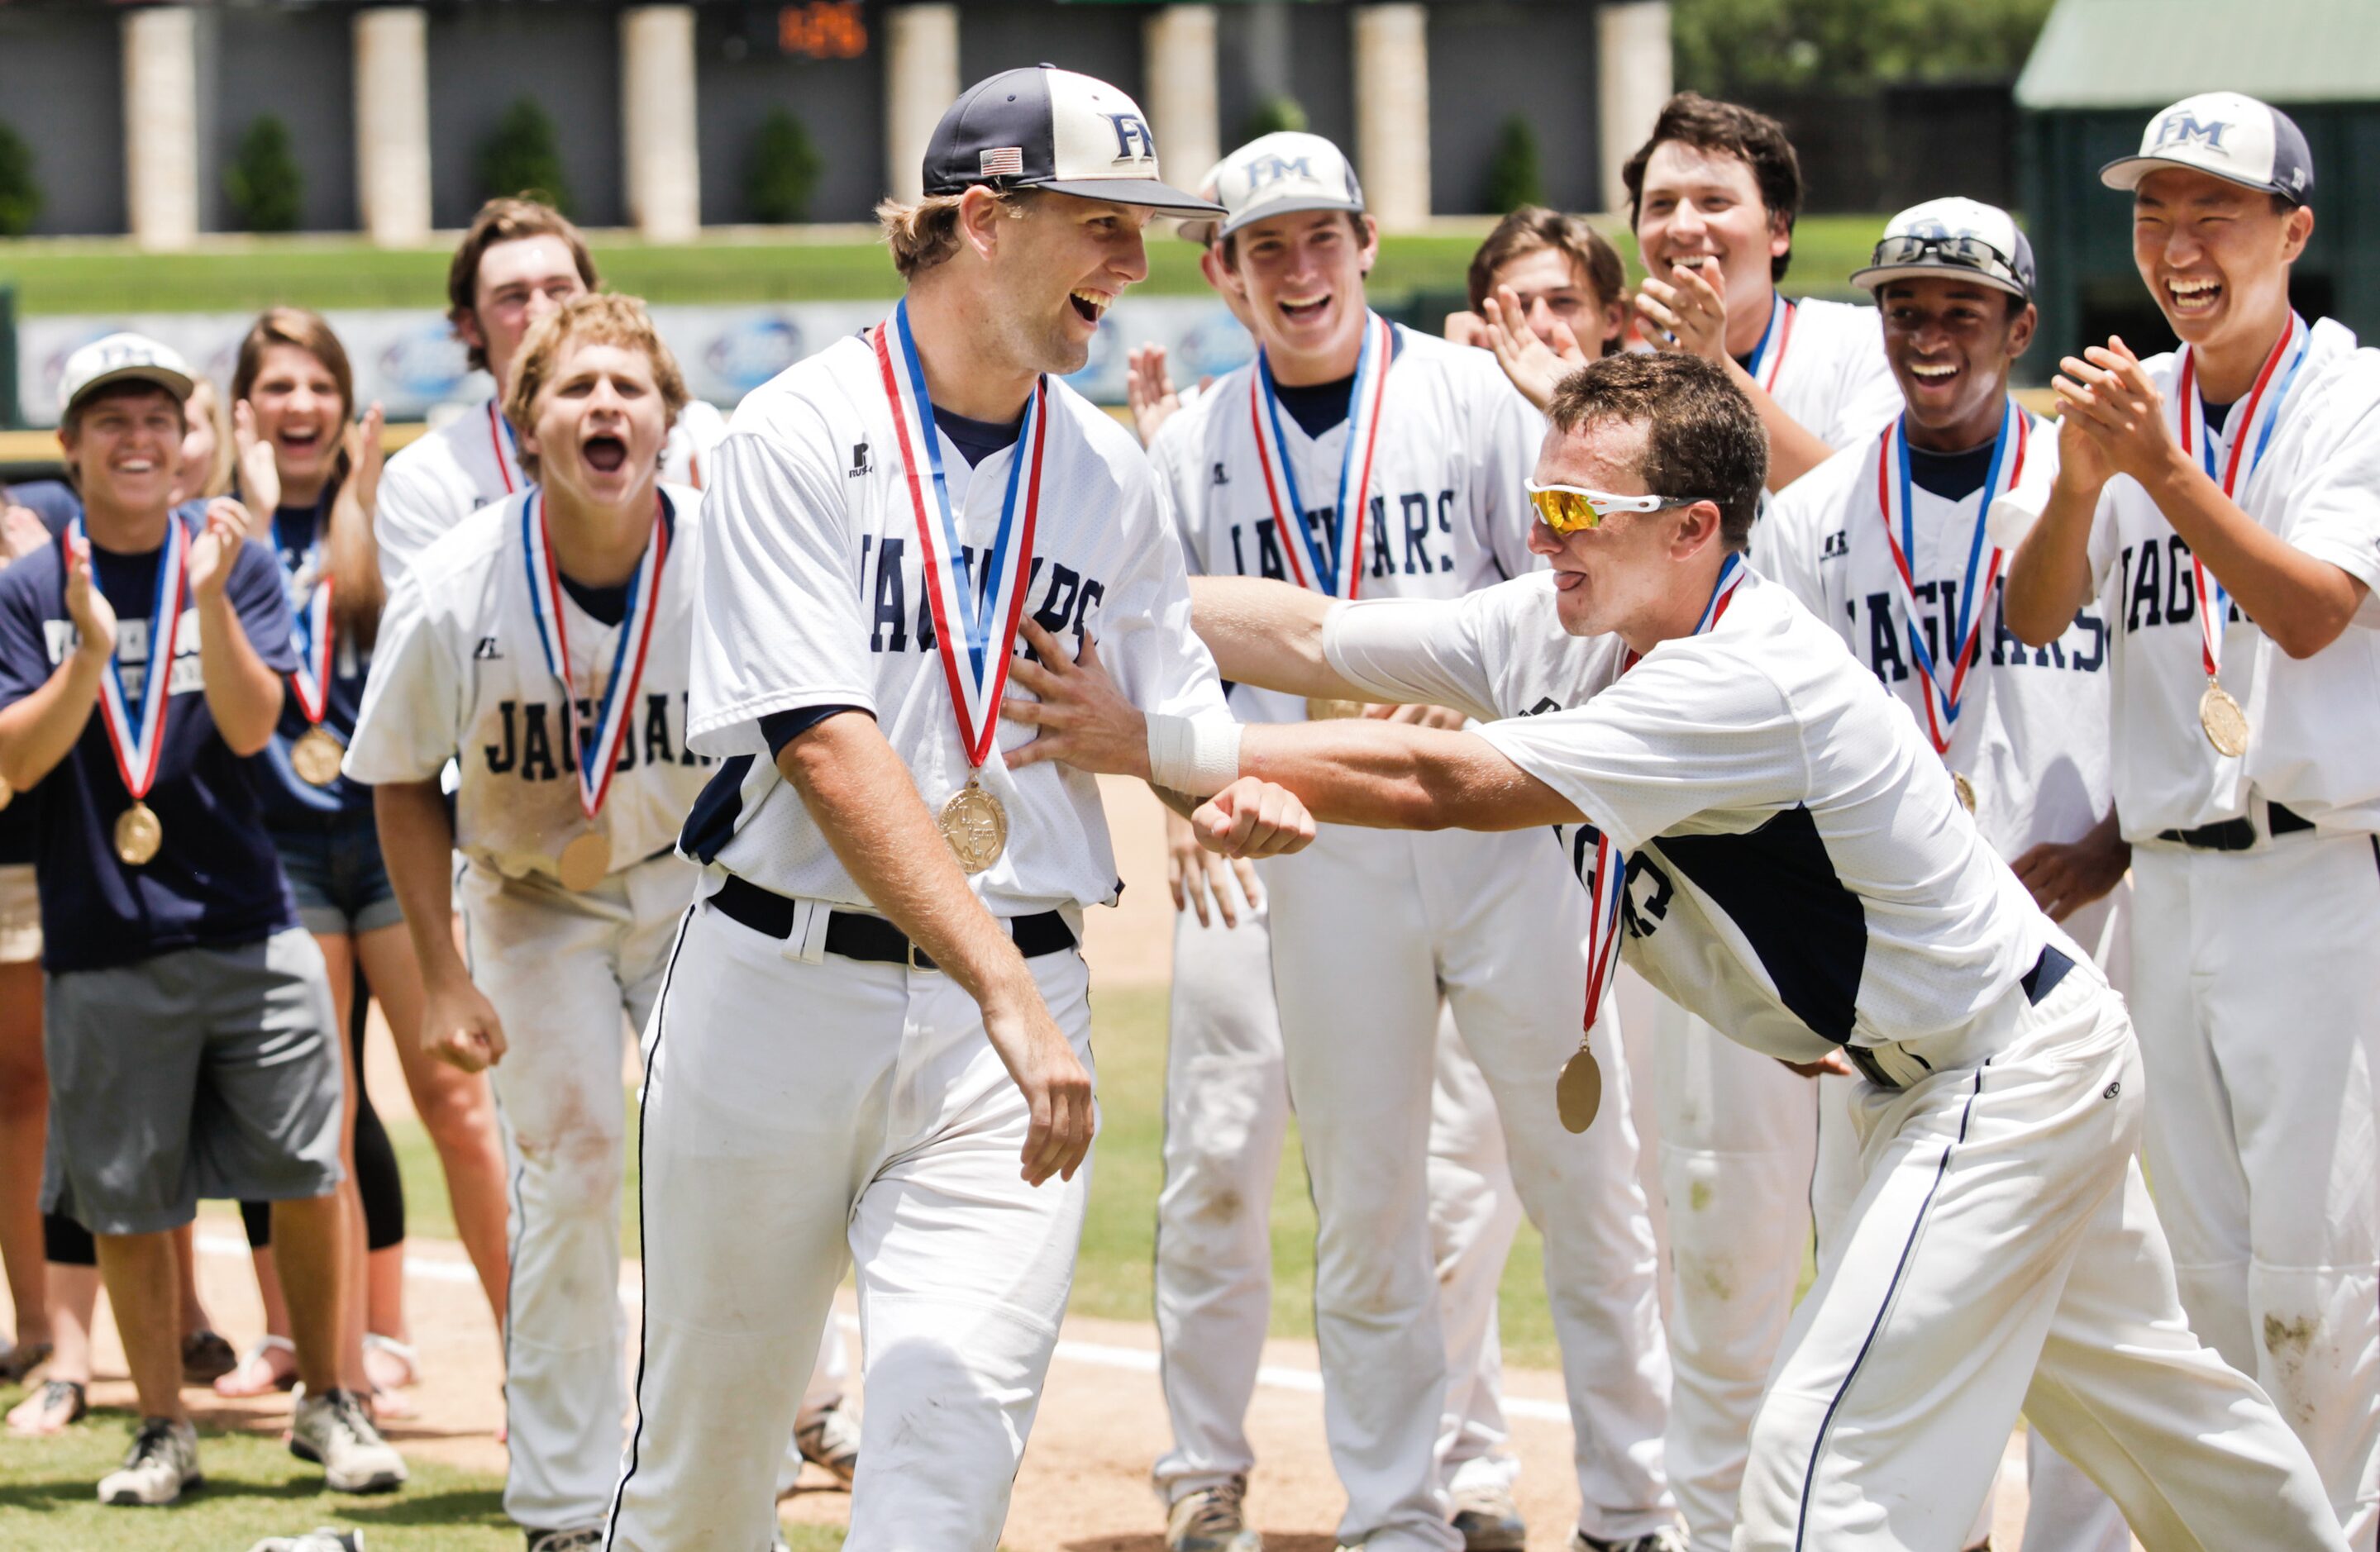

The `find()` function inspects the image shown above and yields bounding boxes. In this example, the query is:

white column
[1598,2,1673,217]
[355,6,432,247]
[622,5,701,241]
[122,3,199,250]
[883,3,960,205]
[1352,2,1430,232]
[1142,5,1219,188]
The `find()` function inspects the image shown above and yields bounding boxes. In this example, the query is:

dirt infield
[5,780,2051,1548]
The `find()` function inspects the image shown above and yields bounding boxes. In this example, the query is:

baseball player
[1135,131,1675,1552]
[1758,197,2131,1552]
[1130,174,1606,1552]
[1444,205,1629,360]
[346,295,715,1551]
[2002,91,2380,1545]
[0,335,406,1505]
[1012,347,2353,1552]
[372,198,727,589]
[604,66,1279,1551]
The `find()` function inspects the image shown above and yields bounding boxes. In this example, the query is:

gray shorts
[43,927,345,1236]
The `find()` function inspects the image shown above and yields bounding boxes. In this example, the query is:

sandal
[182,1328,238,1385]
[361,1332,421,1391]
[6,1377,86,1435]
[0,1338,52,1384]
[215,1334,300,1397]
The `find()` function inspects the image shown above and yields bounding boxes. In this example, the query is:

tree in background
[745,108,822,225]
[1674,0,2054,96]
[0,120,38,238]
[478,98,571,214]
[224,115,303,234]
[1486,116,1543,213]
[1243,96,1309,142]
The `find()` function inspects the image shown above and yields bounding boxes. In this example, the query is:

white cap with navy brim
[922,64,1223,219]
[2099,91,2314,205]
[1850,197,2037,300]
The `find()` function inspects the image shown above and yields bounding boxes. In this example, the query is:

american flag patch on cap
[980,147,1024,178]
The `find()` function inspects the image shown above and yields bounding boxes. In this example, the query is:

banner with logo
[16,298,1259,428]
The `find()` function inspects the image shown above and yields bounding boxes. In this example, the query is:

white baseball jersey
[345,483,714,883]
[680,331,1231,916]
[1151,325,1543,725]
[1758,414,2114,862]
[1321,570,2050,1063]
[1741,293,1905,453]
[2010,318,2380,840]
[376,395,729,588]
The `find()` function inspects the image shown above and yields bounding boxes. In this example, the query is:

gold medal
[556,832,610,892]
[2198,679,2249,759]
[939,778,1009,875]
[291,726,346,787]
[114,801,163,867]
[1304,697,1363,721]
[1555,1046,1603,1134]
[1952,771,1977,815]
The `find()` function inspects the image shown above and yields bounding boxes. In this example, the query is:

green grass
[0,1408,861,1551]
[0,217,1889,318]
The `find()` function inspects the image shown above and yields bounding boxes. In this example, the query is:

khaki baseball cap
[58,332,195,419]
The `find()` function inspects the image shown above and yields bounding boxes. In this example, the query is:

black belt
[2157,802,2313,852]
[1842,945,2075,1091]
[705,874,1075,972]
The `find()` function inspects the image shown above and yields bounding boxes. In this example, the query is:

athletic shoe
[522,1530,601,1552]
[98,1416,202,1506]
[181,1328,238,1384]
[290,1388,408,1493]
[795,1402,861,1487]
[246,1530,365,1552]
[1572,1526,1690,1552]
[1167,1476,1262,1552]
[1451,1479,1527,1550]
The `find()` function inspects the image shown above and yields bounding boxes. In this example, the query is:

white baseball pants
[1738,955,2348,1552]
[608,892,1094,1552]
[462,854,689,1535]
[2130,831,2380,1548]
[1264,824,1672,1550]
[1149,889,1527,1504]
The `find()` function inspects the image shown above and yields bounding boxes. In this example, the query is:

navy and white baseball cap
[922,64,1223,219]
[1214,132,1366,239]
[1851,198,2036,301]
[2100,92,2315,205]
[58,332,194,418]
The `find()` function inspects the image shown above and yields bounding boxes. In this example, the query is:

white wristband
[1146,713,1243,797]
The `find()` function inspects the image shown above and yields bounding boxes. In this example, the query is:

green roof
[2016,0,2380,110]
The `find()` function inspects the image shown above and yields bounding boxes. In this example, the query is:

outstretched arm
[1222,720,1578,838]
[1188,577,1380,702]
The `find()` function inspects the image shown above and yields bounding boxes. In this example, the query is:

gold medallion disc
[2199,681,2250,759]
[556,832,611,892]
[115,801,163,867]
[292,726,346,787]
[1555,1046,1604,1134]
[939,781,1009,875]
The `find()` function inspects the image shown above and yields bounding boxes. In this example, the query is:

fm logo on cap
[1102,112,1156,164]
[1247,155,1314,192]
[2153,112,2230,153]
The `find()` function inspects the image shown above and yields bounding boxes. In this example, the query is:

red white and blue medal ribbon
[874,299,1046,770]
[2175,312,2310,683]
[1249,310,1395,599]
[1743,294,1797,394]
[1578,553,1747,1024]
[69,512,188,801]
[520,489,671,820]
[289,573,335,726]
[489,401,524,496]
[1875,398,2028,754]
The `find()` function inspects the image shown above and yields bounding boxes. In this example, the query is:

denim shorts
[271,810,403,937]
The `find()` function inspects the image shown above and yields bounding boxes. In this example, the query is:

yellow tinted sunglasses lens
[1527,485,1605,533]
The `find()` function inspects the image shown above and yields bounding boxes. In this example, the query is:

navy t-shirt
[0,511,300,971]
[260,497,374,826]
